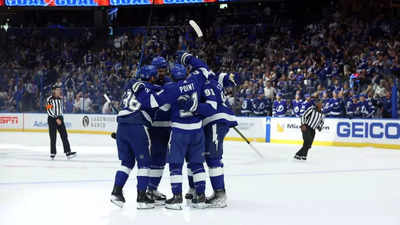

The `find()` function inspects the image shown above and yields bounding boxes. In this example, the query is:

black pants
[295,125,315,157]
[48,116,71,154]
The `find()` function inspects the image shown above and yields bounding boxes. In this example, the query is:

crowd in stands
[0,4,399,118]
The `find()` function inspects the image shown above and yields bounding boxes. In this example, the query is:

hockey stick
[103,94,117,139]
[188,20,263,158]
[136,0,156,76]
[233,127,264,158]
[189,20,203,38]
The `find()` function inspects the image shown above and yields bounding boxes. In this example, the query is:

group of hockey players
[241,89,387,118]
[110,52,240,210]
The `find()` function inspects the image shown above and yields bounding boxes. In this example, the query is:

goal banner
[269,117,400,149]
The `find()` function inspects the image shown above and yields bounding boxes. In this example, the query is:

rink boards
[0,113,399,149]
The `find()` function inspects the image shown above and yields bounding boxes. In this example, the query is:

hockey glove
[132,82,145,93]
[229,72,241,87]
[177,96,194,112]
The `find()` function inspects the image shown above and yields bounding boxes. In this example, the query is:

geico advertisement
[337,121,400,139]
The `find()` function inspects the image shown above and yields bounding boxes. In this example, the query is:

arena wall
[0,113,398,149]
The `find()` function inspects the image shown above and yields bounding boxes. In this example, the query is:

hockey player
[110,65,160,209]
[143,63,171,204]
[291,93,303,117]
[272,93,287,117]
[154,62,217,210]
[151,56,170,85]
[300,93,313,115]
[359,94,375,118]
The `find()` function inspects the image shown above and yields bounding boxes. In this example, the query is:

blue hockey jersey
[326,98,344,117]
[346,101,361,118]
[241,97,253,115]
[359,99,375,118]
[273,100,287,117]
[300,100,313,115]
[253,98,266,116]
[117,79,159,126]
[201,80,238,128]
[291,99,303,117]
[154,73,216,133]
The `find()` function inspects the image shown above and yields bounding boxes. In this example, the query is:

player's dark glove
[111,132,116,139]
[176,51,191,66]
[177,96,194,112]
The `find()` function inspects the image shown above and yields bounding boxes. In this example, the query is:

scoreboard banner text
[5,0,233,6]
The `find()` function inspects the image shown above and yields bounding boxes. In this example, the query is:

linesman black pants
[295,125,315,157]
[48,116,71,154]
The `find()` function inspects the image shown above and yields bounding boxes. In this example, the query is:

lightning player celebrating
[110,65,160,209]
[146,56,171,204]
[154,61,217,210]
[202,73,239,208]
[180,54,240,208]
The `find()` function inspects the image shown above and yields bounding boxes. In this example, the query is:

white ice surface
[0,132,400,225]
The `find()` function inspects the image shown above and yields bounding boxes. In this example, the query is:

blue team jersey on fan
[117,79,158,126]
[241,98,253,114]
[252,98,266,115]
[326,98,344,117]
[300,100,313,114]
[359,100,375,118]
[291,99,303,117]
[346,101,361,118]
[202,79,237,128]
[273,100,287,117]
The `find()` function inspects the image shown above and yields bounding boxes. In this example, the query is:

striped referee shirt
[301,106,324,130]
[46,96,64,118]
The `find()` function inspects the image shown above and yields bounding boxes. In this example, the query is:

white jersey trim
[170,175,183,183]
[193,172,207,182]
[202,113,236,126]
[218,73,227,86]
[206,100,218,110]
[137,168,150,176]
[171,121,202,130]
[119,166,132,175]
[209,167,224,177]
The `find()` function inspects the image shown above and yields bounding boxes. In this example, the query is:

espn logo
[0,116,19,124]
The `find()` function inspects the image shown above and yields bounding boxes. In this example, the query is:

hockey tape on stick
[233,127,264,158]
[103,94,118,113]
[189,20,203,38]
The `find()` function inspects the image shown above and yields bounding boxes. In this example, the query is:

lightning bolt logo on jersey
[291,99,303,117]
[273,100,287,117]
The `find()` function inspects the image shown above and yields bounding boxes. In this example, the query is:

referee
[46,85,76,160]
[294,100,324,161]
